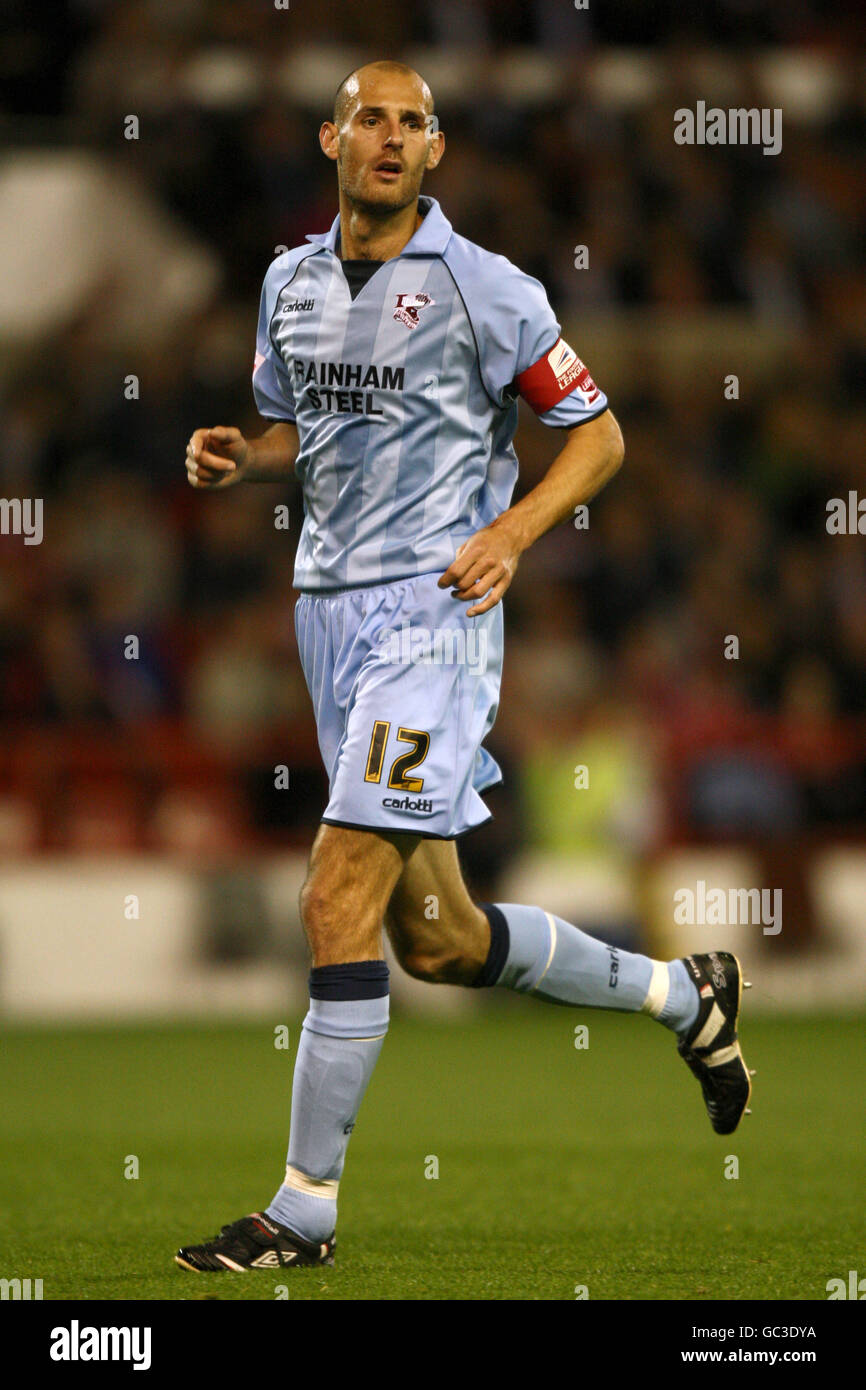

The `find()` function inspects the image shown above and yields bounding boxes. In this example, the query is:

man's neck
[337,195,424,261]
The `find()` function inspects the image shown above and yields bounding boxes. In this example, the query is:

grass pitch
[0,1006,862,1301]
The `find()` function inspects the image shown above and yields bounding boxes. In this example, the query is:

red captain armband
[515,337,601,415]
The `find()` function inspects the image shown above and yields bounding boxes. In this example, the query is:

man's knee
[299,825,420,966]
[299,876,335,936]
[299,833,390,961]
[401,945,474,985]
[388,903,488,986]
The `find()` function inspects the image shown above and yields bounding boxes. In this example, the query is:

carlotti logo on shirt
[382,794,435,816]
[393,292,435,330]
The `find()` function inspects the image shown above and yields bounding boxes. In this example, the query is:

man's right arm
[185,421,299,488]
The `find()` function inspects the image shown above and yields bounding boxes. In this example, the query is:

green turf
[0,1006,862,1300]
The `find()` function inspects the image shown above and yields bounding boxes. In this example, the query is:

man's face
[321,71,443,214]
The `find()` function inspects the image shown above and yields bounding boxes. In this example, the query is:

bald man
[177,61,751,1275]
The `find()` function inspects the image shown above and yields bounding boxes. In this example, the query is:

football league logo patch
[546,339,600,402]
[393,291,435,330]
[549,339,579,385]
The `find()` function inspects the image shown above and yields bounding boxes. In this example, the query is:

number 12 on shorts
[364,720,430,792]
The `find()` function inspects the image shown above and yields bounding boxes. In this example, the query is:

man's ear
[320,121,340,162]
[425,130,445,172]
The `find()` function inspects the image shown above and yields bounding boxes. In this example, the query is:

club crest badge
[393,291,435,330]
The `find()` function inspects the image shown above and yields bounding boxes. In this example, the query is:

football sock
[266,961,389,1242]
[475,902,699,1035]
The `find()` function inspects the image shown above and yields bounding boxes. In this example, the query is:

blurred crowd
[1,1,865,860]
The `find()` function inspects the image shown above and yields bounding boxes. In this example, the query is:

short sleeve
[452,247,608,427]
[252,269,296,422]
[469,265,559,407]
[515,335,609,428]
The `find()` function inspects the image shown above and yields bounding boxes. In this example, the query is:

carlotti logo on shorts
[382,795,435,817]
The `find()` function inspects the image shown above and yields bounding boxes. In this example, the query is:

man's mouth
[373,160,403,179]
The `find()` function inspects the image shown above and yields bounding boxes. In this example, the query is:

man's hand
[185,426,250,488]
[437,518,523,617]
[438,410,625,616]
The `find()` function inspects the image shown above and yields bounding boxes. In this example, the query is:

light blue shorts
[295,571,504,839]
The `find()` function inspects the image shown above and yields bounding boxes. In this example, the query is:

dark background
[1,1,864,916]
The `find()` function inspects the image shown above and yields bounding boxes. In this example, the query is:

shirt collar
[304,196,452,258]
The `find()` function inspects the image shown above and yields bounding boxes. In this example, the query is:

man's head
[320,61,444,216]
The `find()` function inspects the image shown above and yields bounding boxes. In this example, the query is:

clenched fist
[185,426,250,489]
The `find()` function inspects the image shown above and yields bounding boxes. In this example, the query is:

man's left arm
[438,408,624,616]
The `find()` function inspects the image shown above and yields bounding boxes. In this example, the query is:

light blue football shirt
[253,196,608,592]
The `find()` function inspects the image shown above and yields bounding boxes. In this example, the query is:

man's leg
[264,823,420,1242]
[176,822,420,1271]
[385,839,696,1027]
[385,840,752,1134]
